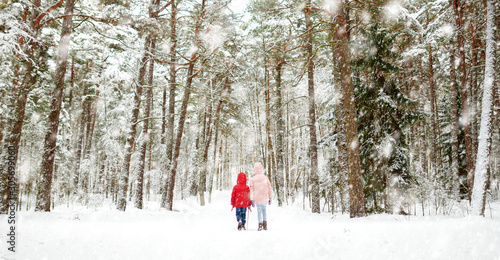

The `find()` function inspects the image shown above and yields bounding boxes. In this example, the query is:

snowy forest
[1,0,499,221]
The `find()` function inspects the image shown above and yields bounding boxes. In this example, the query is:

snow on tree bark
[275,61,285,207]
[135,38,156,209]
[116,39,150,211]
[305,0,320,214]
[35,0,76,212]
[73,82,92,193]
[207,78,229,203]
[166,60,194,210]
[471,0,496,216]
[161,0,178,208]
[165,0,206,210]
[427,44,440,177]
[198,88,212,206]
[453,0,475,198]
[135,0,162,210]
[0,0,43,214]
[470,19,480,162]
[333,2,365,218]
[265,64,275,198]
[449,45,460,201]
[416,58,429,178]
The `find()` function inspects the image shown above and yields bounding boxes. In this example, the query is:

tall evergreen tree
[303,0,320,214]
[36,0,76,212]
[352,24,421,213]
[332,0,366,218]
[471,0,496,216]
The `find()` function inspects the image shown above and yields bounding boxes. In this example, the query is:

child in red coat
[231,172,252,230]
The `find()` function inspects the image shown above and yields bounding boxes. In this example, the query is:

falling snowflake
[383,0,403,21]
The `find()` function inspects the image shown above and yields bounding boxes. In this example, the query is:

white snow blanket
[2,191,499,260]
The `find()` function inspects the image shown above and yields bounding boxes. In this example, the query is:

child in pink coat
[250,162,272,231]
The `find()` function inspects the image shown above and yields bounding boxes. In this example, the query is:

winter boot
[258,223,263,231]
[238,221,242,231]
[263,221,267,230]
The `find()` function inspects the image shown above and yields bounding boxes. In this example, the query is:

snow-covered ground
[2,191,500,260]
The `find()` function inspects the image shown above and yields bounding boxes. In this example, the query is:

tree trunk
[265,59,275,192]
[209,77,229,202]
[254,75,265,164]
[0,0,43,214]
[198,89,211,206]
[116,39,150,211]
[135,37,156,209]
[417,57,429,177]
[200,77,228,205]
[408,59,418,169]
[333,3,365,218]
[453,0,475,198]
[211,114,221,198]
[166,60,195,210]
[428,43,440,177]
[337,113,348,214]
[73,83,92,192]
[450,44,460,201]
[285,90,290,204]
[305,1,320,213]
[136,1,161,208]
[328,15,348,215]
[161,1,178,208]
[471,0,495,216]
[165,0,206,210]
[275,61,285,207]
[35,0,76,212]
[98,152,107,195]
[470,21,479,159]
[82,67,101,185]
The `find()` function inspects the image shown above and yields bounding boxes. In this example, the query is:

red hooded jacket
[231,172,251,208]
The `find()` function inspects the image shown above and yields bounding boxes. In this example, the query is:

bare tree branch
[38,14,100,28]
[34,0,66,28]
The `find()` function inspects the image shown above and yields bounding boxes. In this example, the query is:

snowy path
[2,191,500,260]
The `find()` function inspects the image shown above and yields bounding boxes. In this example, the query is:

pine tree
[0,0,45,213]
[352,24,421,213]
[116,38,150,211]
[165,0,207,210]
[36,0,76,212]
[161,0,179,209]
[452,0,475,198]
[332,1,365,218]
[471,0,496,216]
[304,0,320,214]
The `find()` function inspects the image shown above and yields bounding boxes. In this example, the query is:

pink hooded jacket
[250,162,272,204]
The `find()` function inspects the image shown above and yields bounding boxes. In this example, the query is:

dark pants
[235,207,247,225]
